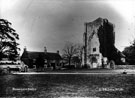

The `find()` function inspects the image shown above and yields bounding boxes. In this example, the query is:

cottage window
[93,48,96,52]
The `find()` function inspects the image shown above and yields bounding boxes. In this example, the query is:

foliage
[123,39,135,64]
[98,19,115,59]
[0,19,20,60]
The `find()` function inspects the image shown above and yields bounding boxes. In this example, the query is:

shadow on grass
[0,74,135,98]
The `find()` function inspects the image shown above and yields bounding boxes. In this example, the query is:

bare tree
[62,42,83,66]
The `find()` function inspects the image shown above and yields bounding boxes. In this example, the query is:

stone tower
[82,17,116,68]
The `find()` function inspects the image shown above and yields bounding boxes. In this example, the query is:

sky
[0,0,135,55]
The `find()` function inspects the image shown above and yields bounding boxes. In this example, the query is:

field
[0,74,135,98]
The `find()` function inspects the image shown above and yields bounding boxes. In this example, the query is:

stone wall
[82,17,125,68]
[115,65,135,69]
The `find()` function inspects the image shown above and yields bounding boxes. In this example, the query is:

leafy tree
[62,42,82,66]
[0,19,20,60]
[123,39,135,64]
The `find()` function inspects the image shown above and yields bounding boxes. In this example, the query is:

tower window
[93,48,96,52]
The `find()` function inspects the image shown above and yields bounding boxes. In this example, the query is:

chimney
[44,47,47,53]
[57,50,59,54]
[24,46,27,52]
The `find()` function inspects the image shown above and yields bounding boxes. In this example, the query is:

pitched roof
[21,51,62,60]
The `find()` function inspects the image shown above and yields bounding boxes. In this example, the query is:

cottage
[82,17,125,68]
[21,47,62,69]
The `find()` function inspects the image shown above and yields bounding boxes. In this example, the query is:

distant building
[82,17,125,68]
[21,47,62,69]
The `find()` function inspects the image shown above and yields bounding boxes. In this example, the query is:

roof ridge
[26,51,58,54]
[27,51,44,53]
[47,52,58,54]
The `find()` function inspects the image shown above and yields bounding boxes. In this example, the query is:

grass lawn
[0,74,135,98]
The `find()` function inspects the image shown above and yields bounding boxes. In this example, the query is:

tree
[123,39,135,64]
[62,42,83,66]
[0,19,20,60]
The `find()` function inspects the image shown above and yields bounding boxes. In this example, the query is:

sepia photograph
[0,0,135,97]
